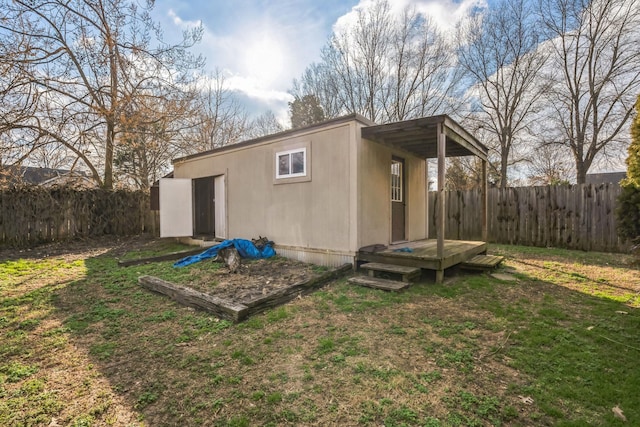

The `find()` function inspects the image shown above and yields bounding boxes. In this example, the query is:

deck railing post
[437,122,446,263]
[425,159,429,239]
[482,158,488,242]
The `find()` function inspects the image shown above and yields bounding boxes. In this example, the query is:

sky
[151,0,487,125]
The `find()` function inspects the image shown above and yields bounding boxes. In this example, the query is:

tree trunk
[104,121,115,189]
[576,162,586,184]
[105,33,118,190]
[500,148,509,189]
[218,247,241,273]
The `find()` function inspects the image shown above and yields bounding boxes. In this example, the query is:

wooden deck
[357,239,487,283]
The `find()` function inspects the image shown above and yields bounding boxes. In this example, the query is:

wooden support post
[425,159,429,239]
[481,158,488,243]
[436,269,444,284]
[436,122,446,260]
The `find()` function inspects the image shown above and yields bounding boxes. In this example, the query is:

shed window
[276,148,306,179]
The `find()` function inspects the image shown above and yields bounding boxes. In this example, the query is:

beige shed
[159,113,488,282]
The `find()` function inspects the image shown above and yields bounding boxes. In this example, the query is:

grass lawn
[0,237,638,426]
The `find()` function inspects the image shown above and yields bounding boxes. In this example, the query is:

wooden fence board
[428,184,628,252]
[2,184,628,252]
[0,188,158,247]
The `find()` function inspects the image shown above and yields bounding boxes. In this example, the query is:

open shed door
[214,175,226,239]
[193,176,215,237]
[159,178,193,237]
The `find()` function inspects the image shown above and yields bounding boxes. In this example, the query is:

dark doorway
[391,157,406,242]
[193,176,215,237]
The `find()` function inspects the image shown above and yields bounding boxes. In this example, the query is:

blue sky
[151,0,487,124]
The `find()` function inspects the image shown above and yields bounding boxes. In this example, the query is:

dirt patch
[0,234,156,262]
[491,272,518,281]
[183,257,329,304]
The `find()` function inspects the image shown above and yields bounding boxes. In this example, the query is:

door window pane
[391,160,402,202]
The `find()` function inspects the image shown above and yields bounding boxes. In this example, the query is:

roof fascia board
[443,116,488,156]
[443,127,487,160]
[173,114,368,165]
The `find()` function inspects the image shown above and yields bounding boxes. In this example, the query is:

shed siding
[358,137,427,247]
[405,155,427,241]
[358,137,391,247]
[173,123,354,254]
[169,118,427,260]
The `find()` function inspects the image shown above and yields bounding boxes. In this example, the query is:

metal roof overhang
[361,115,488,161]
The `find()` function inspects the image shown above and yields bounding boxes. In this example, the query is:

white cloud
[225,74,294,104]
[413,0,486,31]
[159,7,311,118]
[334,0,487,34]
[167,9,199,27]
[156,1,489,121]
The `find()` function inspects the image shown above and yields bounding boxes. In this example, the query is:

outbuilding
[159,113,489,282]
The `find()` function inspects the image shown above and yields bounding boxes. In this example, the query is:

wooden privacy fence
[0,187,157,247]
[428,184,627,252]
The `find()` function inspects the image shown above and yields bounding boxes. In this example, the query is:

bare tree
[457,0,549,188]
[0,0,203,188]
[538,0,640,183]
[291,64,342,119]
[319,0,392,122]
[246,111,285,139]
[115,89,200,189]
[527,144,572,185]
[191,70,250,151]
[382,8,462,121]
[445,157,486,191]
[294,0,462,123]
[29,145,76,171]
[0,39,43,168]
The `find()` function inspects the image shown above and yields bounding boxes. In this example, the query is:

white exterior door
[214,175,226,239]
[159,178,193,237]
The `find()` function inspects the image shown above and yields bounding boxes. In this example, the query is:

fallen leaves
[612,405,627,422]
[518,395,534,405]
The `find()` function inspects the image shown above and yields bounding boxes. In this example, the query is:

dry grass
[492,244,640,307]
[1,238,638,426]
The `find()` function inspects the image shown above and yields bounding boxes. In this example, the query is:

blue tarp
[393,247,413,253]
[174,239,276,268]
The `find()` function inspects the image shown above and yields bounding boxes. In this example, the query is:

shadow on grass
[51,243,231,425]
[55,243,640,426]
[3,238,638,426]
[432,259,640,426]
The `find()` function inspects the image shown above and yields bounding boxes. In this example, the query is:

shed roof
[361,115,488,160]
[173,113,375,164]
[173,113,486,164]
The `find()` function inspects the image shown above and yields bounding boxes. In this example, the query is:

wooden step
[348,276,411,291]
[461,255,504,270]
[360,262,421,282]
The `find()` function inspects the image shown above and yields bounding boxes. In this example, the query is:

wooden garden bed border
[138,263,352,322]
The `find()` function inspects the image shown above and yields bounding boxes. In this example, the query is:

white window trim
[276,147,307,179]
